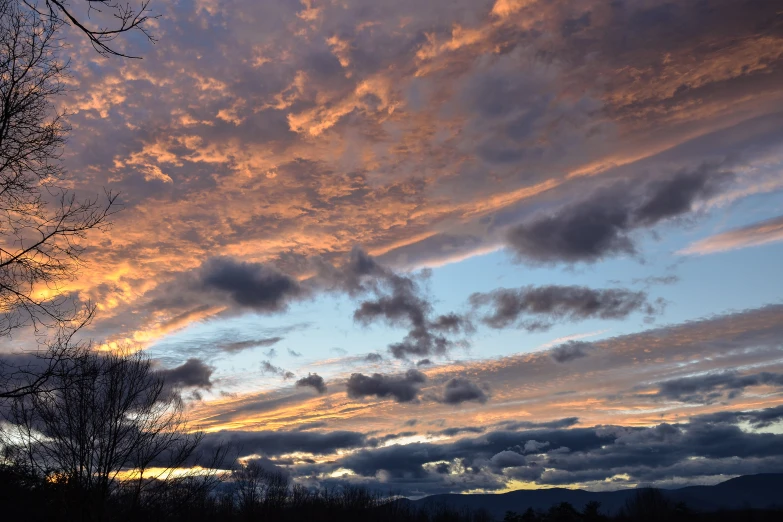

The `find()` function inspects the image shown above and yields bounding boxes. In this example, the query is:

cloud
[680,215,783,255]
[219,336,283,353]
[349,251,470,359]
[346,369,427,403]
[441,377,488,405]
[200,429,368,458]
[157,358,214,389]
[434,426,486,437]
[654,371,783,404]
[296,373,326,394]
[294,421,328,431]
[550,341,594,363]
[322,405,783,494]
[693,405,783,429]
[261,360,295,380]
[470,285,659,330]
[523,440,551,454]
[200,257,303,312]
[501,418,581,431]
[287,348,302,357]
[50,0,783,358]
[506,166,734,264]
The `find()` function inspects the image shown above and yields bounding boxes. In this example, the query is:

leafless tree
[1,345,205,521]
[232,459,291,515]
[20,0,157,57]
[0,1,117,346]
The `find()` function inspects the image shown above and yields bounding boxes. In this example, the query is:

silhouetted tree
[583,500,607,522]
[547,501,581,522]
[1,345,204,521]
[621,488,673,522]
[0,0,118,399]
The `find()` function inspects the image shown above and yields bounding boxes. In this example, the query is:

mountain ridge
[405,473,783,518]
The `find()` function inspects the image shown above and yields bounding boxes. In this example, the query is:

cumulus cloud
[346,369,427,403]
[201,257,303,312]
[523,440,551,454]
[347,250,470,359]
[470,285,660,330]
[320,405,783,495]
[441,377,488,405]
[506,166,734,264]
[157,358,214,389]
[296,373,326,394]
[550,341,594,363]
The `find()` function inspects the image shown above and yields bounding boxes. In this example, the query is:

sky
[12,0,783,497]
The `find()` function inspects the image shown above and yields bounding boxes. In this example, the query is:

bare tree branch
[21,0,157,58]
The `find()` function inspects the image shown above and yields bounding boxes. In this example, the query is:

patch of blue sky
[149,188,781,390]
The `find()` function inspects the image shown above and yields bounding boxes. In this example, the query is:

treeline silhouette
[502,489,783,522]
[2,460,783,522]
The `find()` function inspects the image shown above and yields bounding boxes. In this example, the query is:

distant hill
[406,474,783,519]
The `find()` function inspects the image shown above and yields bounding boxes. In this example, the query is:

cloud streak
[470,285,660,330]
[680,215,783,255]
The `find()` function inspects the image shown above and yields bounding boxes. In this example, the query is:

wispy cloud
[680,215,783,255]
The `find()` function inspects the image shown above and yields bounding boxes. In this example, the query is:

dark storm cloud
[550,341,594,363]
[470,285,658,330]
[346,369,427,403]
[219,336,283,353]
[506,166,734,264]
[296,373,326,394]
[692,405,783,429]
[316,407,783,495]
[201,257,302,312]
[440,378,488,405]
[157,358,213,389]
[336,427,606,479]
[364,353,383,362]
[655,371,783,403]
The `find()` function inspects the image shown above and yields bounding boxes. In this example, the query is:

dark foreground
[2,466,782,522]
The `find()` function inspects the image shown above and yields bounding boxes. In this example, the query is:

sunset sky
[30,0,783,496]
